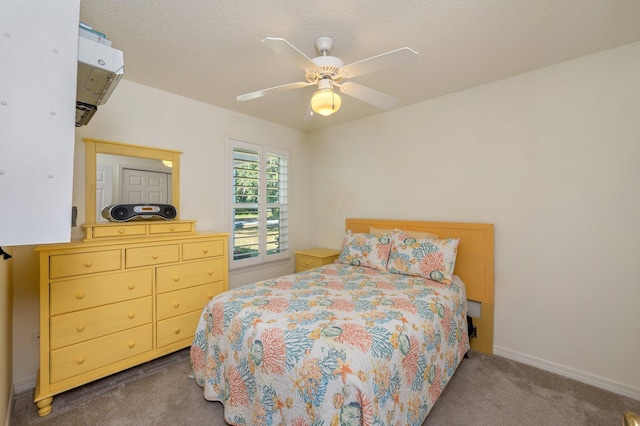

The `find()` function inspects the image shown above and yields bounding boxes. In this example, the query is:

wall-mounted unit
[76,24,124,126]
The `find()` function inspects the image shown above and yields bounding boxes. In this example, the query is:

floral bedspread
[190,263,469,425]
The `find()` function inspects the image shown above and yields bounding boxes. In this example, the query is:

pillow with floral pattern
[337,232,393,271]
[387,232,460,283]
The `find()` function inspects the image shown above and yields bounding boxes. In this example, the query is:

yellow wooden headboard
[345,218,495,355]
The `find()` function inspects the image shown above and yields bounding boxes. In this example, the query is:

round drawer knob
[76,324,85,332]
[128,312,135,319]
[202,248,209,254]
[207,270,213,276]
[170,226,176,231]
[173,301,180,308]
[84,261,93,268]
[128,341,136,349]
[128,283,135,290]
[173,328,181,335]
[152,253,159,260]
[305,262,310,266]
[76,356,85,365]
[207,293,213,299]
[173,275,180,282]
[118,228,126,235]
[76,292,84,300]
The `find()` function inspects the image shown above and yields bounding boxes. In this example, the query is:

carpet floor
[11,349,640,425]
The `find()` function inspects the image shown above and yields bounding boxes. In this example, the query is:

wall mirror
[84,138,182,223]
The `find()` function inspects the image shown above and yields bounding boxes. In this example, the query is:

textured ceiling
[79,0,640,133]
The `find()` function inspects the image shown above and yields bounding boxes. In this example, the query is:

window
[228,138,289,268]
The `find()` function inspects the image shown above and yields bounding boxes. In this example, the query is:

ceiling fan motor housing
[308,56,344,82]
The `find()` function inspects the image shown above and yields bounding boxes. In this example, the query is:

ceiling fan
[237,36,418,119]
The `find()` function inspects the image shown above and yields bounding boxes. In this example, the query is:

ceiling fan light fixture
[311,80,341,116]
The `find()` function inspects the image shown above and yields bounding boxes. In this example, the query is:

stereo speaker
[101,204,177,222]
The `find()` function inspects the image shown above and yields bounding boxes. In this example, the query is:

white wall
[306,42,640,399]
[0,0,79,246]
[12,79,309,392]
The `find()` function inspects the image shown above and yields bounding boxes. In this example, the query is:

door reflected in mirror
[96,154,173,222]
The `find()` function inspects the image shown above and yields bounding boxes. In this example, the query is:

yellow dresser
[34,228,228,416]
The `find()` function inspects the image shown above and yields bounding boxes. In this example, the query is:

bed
[190,218,494,425]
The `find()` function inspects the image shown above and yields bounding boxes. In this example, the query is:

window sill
[228,257,292,275]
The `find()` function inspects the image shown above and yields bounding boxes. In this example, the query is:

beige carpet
[12,349,640,425]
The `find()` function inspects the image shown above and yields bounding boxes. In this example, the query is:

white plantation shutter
[266,150,289,256]
[229,139,289,268]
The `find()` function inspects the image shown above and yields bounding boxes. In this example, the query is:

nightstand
[295,248,341,272]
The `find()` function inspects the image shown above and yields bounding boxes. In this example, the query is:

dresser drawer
[156,282,223,320]
[50,297,152,350]
[183,239,224,261]
[50,269,152,315]
[92,224,147,239]
[125,244,179,268]
[50,324,152,383]
[149,222,194,235]
[50,249,121,279]
[156,258,224,293]
[296,255,324,271]
[156,310,201,348]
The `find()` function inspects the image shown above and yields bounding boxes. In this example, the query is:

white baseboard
[494,345,640,401]
[13,374,35,395]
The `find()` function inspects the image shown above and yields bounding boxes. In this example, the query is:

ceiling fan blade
[341,47,418,78]
[338,82,398,110]
[237,81,312,101]
[262,37,317,71]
